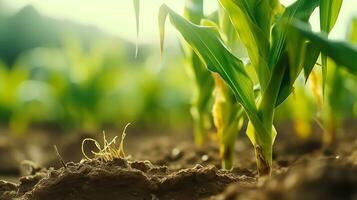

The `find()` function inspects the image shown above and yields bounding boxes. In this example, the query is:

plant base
[220,144,234,170]
[254,146,272,177]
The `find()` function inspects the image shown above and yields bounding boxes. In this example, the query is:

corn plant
[157,0,357,176]
[133,1,247,168]
[289,80,315,139]
[168,1,246,169]
[319,0,343,95]
[317,0,342,145]
[319,17,357,145]
[211,6,246,169]
[182,0,215,147]
[133,0,214,146]
[288,16,357,144]
[212,73,244,169]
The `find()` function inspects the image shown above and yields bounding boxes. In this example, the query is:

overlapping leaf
[320,0,343,34]
[183,1,214,143]
[347,18,357,44]
[290,20,357,74]
[183,0,203,24]
[218,4,237,47]
[320,0,343,94]
[159,5,274,147]
[182,0,213,88]
[133,0,140,57]
[159,4,256,115]
[269,0,319,107]
[303,42,320,81]
[218,0,271,91]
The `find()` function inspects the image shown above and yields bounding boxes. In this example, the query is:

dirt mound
[0,158,252,200]
[214,159,357,200]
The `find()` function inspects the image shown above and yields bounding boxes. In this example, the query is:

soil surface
[0,125,356,200]
[1,158,251,200]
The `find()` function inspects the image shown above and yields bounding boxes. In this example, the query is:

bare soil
[0,126,356,200]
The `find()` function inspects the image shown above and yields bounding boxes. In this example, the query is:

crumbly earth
[0,126,356,200]
[0,158,252,200]
[212,158,357,200]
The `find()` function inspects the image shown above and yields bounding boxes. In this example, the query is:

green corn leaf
[159,4,274,149]
[347,18,357,43]
[291,20,357,74]
[320,0,343,34]
[269,0,319,72]
[182,0,211,86]
[286,24,320,82]
[269,0,319,107]
[303,42,320,81]
[321,55,328,95]
[259,52,288,127]
[218,6,248,60]
[258,0,319,133]
[320,0,343,94]
[159,4,257,115]
[182,0,215,146]
[159,3,289,174]
[255,0,283,37]
[183,0,203,24]
[246,121,277,148]
[133,0,140,57]
[218,0,271,91]
[218,4,237,47]
[206,10,219,24]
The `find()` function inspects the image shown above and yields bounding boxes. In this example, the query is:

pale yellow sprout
[81,123,130,162]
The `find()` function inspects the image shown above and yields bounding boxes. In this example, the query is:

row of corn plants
[138,0,245,169]
[320,17,357,146]
[135,0,357,176]
[284,17,357,145]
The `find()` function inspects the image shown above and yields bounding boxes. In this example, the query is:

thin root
[54,145,67,169]
[81,123,131,162]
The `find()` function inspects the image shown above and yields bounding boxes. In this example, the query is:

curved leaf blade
[303,42,320,81]
[218,0,271,91]
[320,0,343,94]
[320,0,343,34]
[270,0,320,106]
[159,4,257,115]
[291,21,357,74]
[133,0,140,57]
[347,17,357,44]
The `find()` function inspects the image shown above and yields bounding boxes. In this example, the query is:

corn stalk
[213,74,244,169]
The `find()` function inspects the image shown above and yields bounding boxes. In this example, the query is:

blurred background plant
[0,4,193,135]
[180,0,214,146]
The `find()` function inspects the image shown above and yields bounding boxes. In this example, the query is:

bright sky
[2,0,357,44]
